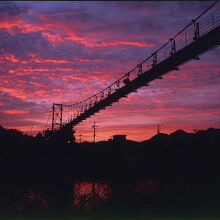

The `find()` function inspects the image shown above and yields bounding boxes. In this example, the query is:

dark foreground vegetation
[0,125,220,219]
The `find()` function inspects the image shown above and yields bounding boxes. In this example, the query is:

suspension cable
[62,1,220,108]
[45,109,52,130]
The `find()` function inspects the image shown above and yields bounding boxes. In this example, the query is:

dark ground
[0,125,219,219]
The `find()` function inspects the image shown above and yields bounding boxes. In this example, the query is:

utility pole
[79,134,82,143]
[157,124,160,134]
[92,121,98,143]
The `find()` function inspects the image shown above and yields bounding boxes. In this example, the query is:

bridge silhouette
[49,2,220,132]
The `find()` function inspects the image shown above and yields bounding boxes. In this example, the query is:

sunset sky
[0,1,220,142]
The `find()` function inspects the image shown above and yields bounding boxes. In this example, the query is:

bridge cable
[45,109,52,130]
[63,1,219,109]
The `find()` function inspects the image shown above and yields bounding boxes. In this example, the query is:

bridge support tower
[52,103,63,131]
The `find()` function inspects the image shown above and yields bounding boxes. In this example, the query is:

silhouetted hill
[195,127,220,137]
[142,132,169,144]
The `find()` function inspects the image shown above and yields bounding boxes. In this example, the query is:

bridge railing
[62,3,220,125]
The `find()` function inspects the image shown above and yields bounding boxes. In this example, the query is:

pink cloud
[0,109,29,114]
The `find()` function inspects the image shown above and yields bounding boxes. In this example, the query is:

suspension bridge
[47,2,220,132]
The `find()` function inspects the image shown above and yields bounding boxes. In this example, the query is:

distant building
[112,135,127,142]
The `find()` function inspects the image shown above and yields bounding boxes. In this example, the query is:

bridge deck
[68,26,220,128]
